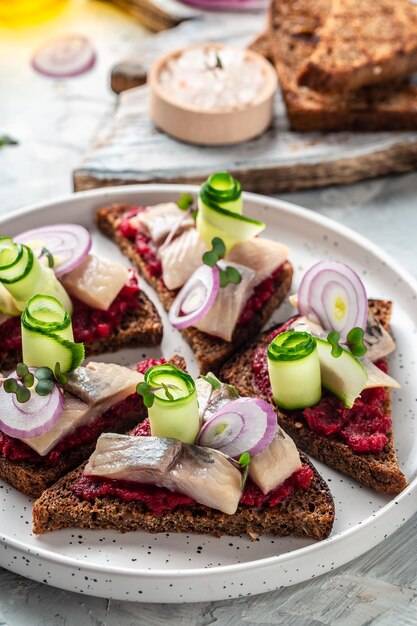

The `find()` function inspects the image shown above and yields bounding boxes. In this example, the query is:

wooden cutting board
[74,15,417,194]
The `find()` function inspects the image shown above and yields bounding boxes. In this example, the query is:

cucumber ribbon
[267,331,322,410]
[0,237,72,313]
[21,295,84,373]
[196,172,265,252]
[143,364,200,444]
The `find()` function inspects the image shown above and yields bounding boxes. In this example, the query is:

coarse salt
[159,47,266,112]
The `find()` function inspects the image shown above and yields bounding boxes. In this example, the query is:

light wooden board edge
[73,140,417,194]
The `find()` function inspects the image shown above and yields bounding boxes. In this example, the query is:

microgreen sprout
[136,381,181,408]
[202,237,242,288]
[238,451,251,485]
[200,375,222,390]
[41,246,55,268]
[177,193,194,211]
[327,327,367,358]
[1,362,67,403]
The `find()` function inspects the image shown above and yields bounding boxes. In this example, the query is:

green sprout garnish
[327,331,343,358]
[177,193,194,211]
[41,247,54,268]
[226,384,239,398]
[1,362,67,403]
[136,381,181,408]
[215,54,223,69]
[238,451,251,486]
[200,374,222,390]
[346,327,367,357]
[0,135,18,148]
[202,237,242,288]
[238,452,251,468]
[327,327,367,358]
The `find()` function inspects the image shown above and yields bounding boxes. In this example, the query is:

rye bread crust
[32,451,334,539]
[0,290,163,373]
[296,0,417,93]
[96,204,293,374]
[220,300,407,495]
[269,0,417,132]
[0,356,185,499]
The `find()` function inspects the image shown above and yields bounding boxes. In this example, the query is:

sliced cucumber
[200,172,243,214]
[0,239,72,313]
[196,201,265,251]
[145,364,200,443]
[315,338,368,408]
[267,331,322,410]
[0,283,20,316]
[21,294,84,373]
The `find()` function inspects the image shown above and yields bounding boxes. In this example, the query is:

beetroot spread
[0,270,141,351]
[0,393,143,466]
[0,357,167,466]
[118,205,284,325]
[252,321,391,455]
[72,419,314,514]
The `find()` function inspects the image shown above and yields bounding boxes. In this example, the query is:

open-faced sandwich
[0,225,163,371]
[221,260,407,494]
[0,278,180,497]
[33,363,335,539]
[97,172,293,373]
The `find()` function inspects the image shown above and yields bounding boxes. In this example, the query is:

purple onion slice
[298,260,368,340]
[169,265,220,329]
[15,224,92,277]
[197,397,277,459]
[31,35,96,79]
[0,369,64,439]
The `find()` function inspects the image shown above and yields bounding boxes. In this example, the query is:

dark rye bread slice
[32,452,334,539]
[269,0,417,132]
[0,355,185,499]
[0,290,163,373]
[297,0,417,93]
[96,204,293,374]
[220,300,408,495]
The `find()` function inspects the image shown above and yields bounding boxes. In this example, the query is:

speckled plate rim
[0,185,416,600]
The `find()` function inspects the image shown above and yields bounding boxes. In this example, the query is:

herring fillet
[136,202,194,245]
[227,238,289,287]
[85,433,243,515]
[160,228,208,290]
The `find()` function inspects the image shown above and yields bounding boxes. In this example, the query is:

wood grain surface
[73,84,417,194]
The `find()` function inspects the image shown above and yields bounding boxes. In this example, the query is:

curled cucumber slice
[21,295,84,373]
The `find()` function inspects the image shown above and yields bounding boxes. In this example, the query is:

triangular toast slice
[269,0,417,131]
[220,300,407,495]
[96,203,293,374]
[33,442,334,540]
[297,0,417,93]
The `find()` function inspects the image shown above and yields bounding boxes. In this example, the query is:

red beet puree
[252,321,391,454]
[0,270,141,351]
[73,419,314,513]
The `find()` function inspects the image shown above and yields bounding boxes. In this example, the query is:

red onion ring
[197,397,277,459]
[31,35,96,79]
[0,369,64,439]
[15,224,92,277]
[169,265,220,329]
[298,260,368,340]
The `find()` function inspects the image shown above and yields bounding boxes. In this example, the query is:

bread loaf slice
[33,452,334,540]
[297,0,417,93]
[269,0,417,131]
[220,300,408,495]
[96,204,293,374]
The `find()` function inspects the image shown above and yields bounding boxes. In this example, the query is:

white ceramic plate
[0,186,416,603]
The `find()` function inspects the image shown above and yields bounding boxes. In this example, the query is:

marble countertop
[1,2,417,624]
